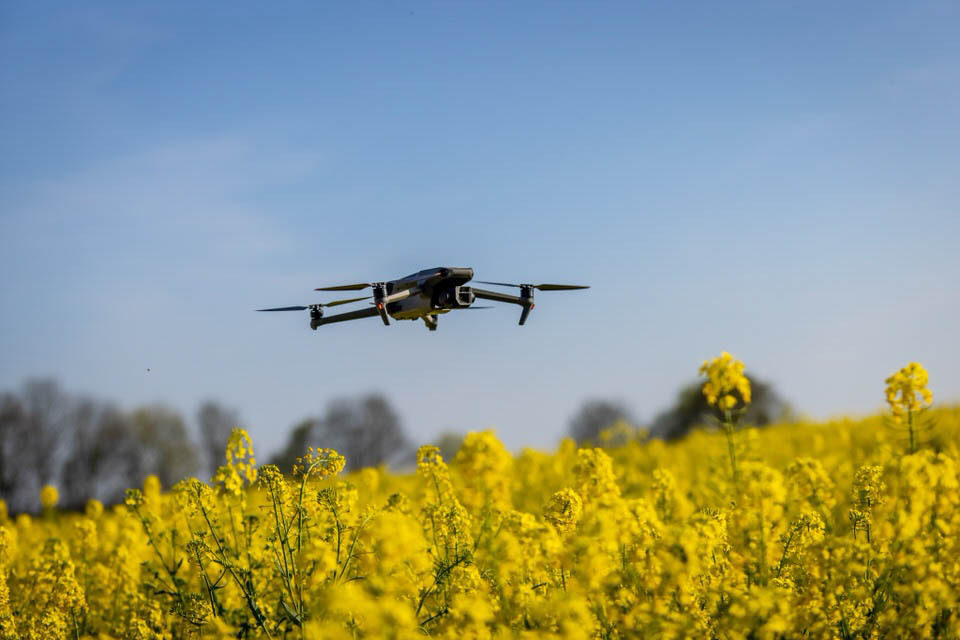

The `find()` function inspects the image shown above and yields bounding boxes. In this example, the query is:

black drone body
[257,267,588,331]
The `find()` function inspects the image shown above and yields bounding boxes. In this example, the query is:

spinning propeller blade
[324,296,371,307]
[256,296,370,312]
[475,279,587,325]
[535,284,590,291]
[475,281,589,291]
[314,283,371,291]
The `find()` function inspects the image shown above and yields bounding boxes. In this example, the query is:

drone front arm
[473,287,535,325]
[381,287,419,304]
[369,285,421,325]
[472,288,524,306]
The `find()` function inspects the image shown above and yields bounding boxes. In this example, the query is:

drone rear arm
[314,306,381,328]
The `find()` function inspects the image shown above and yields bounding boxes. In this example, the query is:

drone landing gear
[422,315,438,332]
[518,285,535,326]
[372,283,391,325]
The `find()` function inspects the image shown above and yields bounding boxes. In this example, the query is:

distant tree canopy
[271,393,411,473]
[1,379,72,512]
[650,375,791,441]
[568,399,636,444]
[197,400,241,476]
[129,406,199,488]
[0,378,241,513]
[433,432,465,462]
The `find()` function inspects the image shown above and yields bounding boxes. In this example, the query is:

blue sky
[2,2,958,457]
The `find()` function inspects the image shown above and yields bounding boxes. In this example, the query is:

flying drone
[257,267,588,331]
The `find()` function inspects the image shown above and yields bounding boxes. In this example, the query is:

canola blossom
[38,486,58,511]
[699,351,751,411]
[885,362,933,422]
[1,376,959,638]
[884,362,935,454]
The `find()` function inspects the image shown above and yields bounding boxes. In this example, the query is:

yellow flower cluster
[2,399,960,637]
[38,486,58,511]
[700,351,752,410]
[543,489,582,535]
[885,362,933,422]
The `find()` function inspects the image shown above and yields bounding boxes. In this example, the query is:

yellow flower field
[1,360,958,639]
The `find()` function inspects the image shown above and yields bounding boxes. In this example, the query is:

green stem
[338,511,374,581]
[132,506,185,607]
[199,499,273,638]
[908,408,916,454]
[758,510,767,585]
[776,529,795,579]
[193,545,220,618]
[267,479,303,622]
[722,412,739,485]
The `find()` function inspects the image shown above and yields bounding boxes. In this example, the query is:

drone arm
[472,288,524,306]
[368,285,421,326]
[473,287,535,325]
[315,306,382,326]
[381,287,419,304]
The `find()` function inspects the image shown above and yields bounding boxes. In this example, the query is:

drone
[257,267,588,331]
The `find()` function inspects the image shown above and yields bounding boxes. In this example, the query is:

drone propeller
[314,282,395,324]
[475,280,588,325]
[475,281,589,291]
[314,283,373,291]
[256,296,370,312]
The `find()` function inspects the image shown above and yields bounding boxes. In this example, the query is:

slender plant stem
[722,412,740,485]
[908,408,917,454]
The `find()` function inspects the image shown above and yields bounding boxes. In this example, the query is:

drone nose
[446,267,474,280]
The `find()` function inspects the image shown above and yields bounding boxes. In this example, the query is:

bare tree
[197,400,241,477]
[1,379,210,512]
[60,401,141,508]
[328,394,409,470]
[0,379,72,511]
[270,418,317,473]
[21,379,72,487]
[0,392,28,510]
[568,399,635,444]
[128,405,199,489]
[272,394,410,472]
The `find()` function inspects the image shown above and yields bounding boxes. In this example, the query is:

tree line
[0,379,239,513]
[568,376,790,444]
[0,379,413,514]
[0,375,789,513]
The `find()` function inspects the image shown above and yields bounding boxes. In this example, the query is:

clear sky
[2,2,958,457]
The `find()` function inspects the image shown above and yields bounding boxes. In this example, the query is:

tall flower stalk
[885,362,933,454]
[699,351,752,484]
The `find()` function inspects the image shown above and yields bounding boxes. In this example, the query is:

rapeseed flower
[885,362,934,453]
[543,488,582,535]
[39,484,59,510]
[885,362,933,422]
[84,499,104,519]
[2,400,960,638]
[699,351,753,484]
[700,351,752,410]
